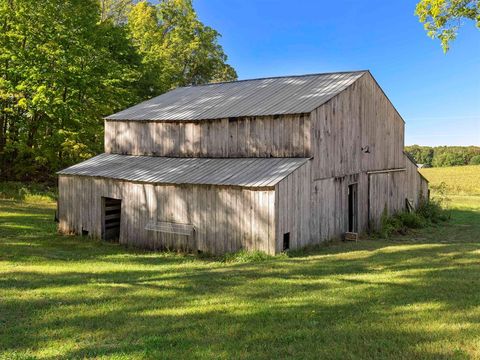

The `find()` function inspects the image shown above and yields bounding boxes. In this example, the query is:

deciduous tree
[415,0,480,52]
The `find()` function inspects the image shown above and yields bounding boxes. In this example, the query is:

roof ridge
[185,69,369,88]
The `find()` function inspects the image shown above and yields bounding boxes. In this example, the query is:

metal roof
[106,71,366,121]
[58,153,310,188]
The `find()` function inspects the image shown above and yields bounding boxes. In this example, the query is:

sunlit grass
[1,194,480,359]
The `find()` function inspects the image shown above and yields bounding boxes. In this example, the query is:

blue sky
[194,0,480,146]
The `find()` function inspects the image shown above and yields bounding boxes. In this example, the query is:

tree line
[405,145,480,167]
[0,0,236,182]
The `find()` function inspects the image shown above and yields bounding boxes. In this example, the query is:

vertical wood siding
[368,171,406,230]
[104,114,311,158]
[308,172,369,243]
[58,176,276,255]
[311,72,405,179]
[405,155,429,208]
[275,161,312,252]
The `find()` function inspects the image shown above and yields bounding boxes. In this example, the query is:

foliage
[0,181,57,201]
[0,0,236,182]
[380,213,407,238]
[128,0,237,98]
[405,145,480,167]
[417,198,451,222]
[379,198,449,238]
[398,211,428,228]
[420,164,480,195]
[470,154,480,164]
[415,0,480,52]
[1,194,480,358]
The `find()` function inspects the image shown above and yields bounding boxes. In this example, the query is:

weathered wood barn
[58,70,428,254]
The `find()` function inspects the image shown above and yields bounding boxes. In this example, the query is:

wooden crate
[344,232,358,242]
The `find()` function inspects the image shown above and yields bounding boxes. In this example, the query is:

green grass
[1,194,480,359]
[420,165,480,195]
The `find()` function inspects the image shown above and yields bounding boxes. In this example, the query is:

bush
[380,214,406,238]
[417,199,450,223]
[397,212,426,228]
[470,155,480,165]
[378,199,449,239]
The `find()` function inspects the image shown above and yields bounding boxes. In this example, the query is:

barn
[57,70,428,254]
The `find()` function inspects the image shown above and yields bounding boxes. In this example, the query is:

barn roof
[106,70,366,121]
[58,154,310,188]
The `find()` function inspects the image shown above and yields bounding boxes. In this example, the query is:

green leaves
[415,0,480,52]
[128,0,237,97]
[0,0,236,181]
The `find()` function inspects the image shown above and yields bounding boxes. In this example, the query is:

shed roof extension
[58,154,310,188]
[106,71,366,121]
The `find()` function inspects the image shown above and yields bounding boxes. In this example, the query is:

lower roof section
[57,153,310,188]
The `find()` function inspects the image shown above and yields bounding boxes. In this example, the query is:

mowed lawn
[1,190,480,358]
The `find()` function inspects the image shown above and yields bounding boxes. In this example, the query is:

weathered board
[368,170,406,230]
[310,72,405,179]
[58,175,276,254]
[405,155,429,208]
[104,114,311,158]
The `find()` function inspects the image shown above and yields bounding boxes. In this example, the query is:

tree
[128,0,237,97]
[470,155,480,164]
[0,0,237,181]
[415,0,480,52]
[405,145,480,167]
[0,0,140,180]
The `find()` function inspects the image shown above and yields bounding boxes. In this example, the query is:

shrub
[378,198,449,239]
[417,199,450,223]
[380,214,405,238]
[470,155,480,165]
[397,212,426,228]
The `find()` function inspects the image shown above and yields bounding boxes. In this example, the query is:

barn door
[102,197,121,242]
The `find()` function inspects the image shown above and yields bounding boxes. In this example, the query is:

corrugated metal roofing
[58,153,310,187]
[106,71,366,121]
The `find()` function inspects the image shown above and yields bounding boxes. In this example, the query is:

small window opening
[82,229,89,236]
[102,197,121,242]
[348,183,358,233]
[283,232,290,251]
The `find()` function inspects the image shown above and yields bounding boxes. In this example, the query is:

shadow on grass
[1,199,480,359]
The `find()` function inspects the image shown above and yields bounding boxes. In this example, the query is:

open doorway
[348,183,358,232]
[102,197,121,242]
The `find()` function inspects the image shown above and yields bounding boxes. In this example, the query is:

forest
[405,145,480,167]
[0,0,236,182]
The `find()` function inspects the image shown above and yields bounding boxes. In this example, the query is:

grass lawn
[1,191,480,359]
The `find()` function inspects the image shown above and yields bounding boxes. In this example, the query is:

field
[1,169,480,359]
[420,164,480,195]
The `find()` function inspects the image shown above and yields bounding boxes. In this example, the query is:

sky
[194,0,480,146]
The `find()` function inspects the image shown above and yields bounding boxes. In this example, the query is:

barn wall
[368,170,406,230]
[276,168,371,250]
[105,113,311,158]
[405,155,429,208]
[311,72,405,179]
[309,172,369,243]
[275,161,311,252]
[58,176,276,255]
